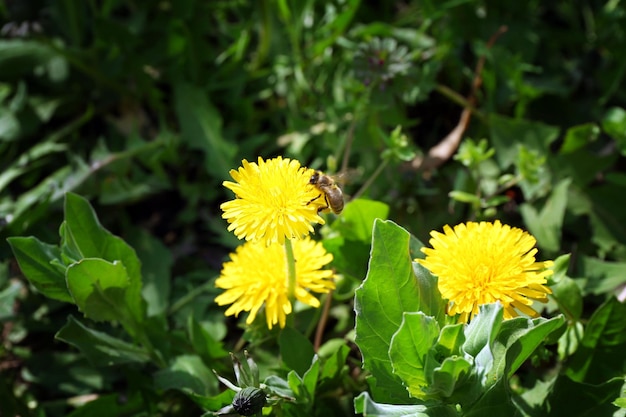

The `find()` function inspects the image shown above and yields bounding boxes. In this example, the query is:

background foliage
[1,0,626,416]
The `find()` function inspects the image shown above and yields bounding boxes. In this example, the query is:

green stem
[284,239,298,328]
[352,158,389,200]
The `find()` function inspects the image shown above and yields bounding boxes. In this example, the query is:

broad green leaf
[434,324,465,358]
[173,81,236,180]
[279,327,315,377]
[353,392,458,417]
[462,303,503,361]
[63,193,144,322]
[411,263,447,323]
[55,316,150,366]
[463,379,516,417]
[388,312,440,399]
[492,315,565,379]
[354,220,422,404]
[334,198,390,242]
[153,355,217,396]
[302,356,320,401]
[428,356,473,399]
[520,178,570,253]
[565,297,626,383]
[66,259,132,323]
[7,236,71,302]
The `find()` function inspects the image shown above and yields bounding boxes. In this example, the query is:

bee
[308,171,345,214]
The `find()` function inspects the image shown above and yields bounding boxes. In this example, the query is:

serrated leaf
[55,316,150,366]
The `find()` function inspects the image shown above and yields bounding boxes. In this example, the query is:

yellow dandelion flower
[214,237,335,329]
[221,156,326,246]
[416,220,553,322]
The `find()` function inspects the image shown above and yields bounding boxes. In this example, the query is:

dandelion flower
[417,220,553,322]
[215,237,335,329]
[221,157,326,246]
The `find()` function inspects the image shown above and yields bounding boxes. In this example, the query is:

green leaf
[353,392,458,417]
[602,107,626,154]
[539,375,624,417]
[66,259,132,323]
[279,327,315,376]
[334,198,390,243]
[128,228,173,317]
[411,263,447,322]
[428,356,473,399]
[564,297,626,384]
[173,81,236,180]
[389,312,440,399]
[463,379,516,417]
[578,256,626,296]
[63,193,144,322]
[490,114,560,168]
[0,280,22,320]
[286,357,319,405]
[66,392,145,417]
[187,316,228,361]
[354,220,423,404]
[153,355,217,397]
[318,342,350,390]
[551,274,583,321]
[493,315,565,379]
[462,303,503,363]
[519,178,570,253]
[55,316,150,366]
[7,236,71,302]
[448,191,481,205]
[560,123,600,154]
[434,324,466,358]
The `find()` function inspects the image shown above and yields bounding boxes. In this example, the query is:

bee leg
[307,193,323,205]
[307,193,329,213]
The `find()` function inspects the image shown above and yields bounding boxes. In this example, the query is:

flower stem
[284,238,297,300]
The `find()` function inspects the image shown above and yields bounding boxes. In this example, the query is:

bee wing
[330,168,362,185]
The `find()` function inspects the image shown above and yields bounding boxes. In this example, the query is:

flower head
[215,237,335,329]
[221,157,326,246]
[417,220,553,322]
